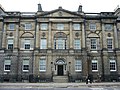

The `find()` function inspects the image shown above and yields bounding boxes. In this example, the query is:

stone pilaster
[69,22,73,49]
[35,23,40,49]
[102,23,106,49]
[48,22,52,49]
[114,23,118,49]
[2,23,6,49]
[14,24,19,50]
[82,23,85,48]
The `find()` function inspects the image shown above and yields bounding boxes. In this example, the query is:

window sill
[39,70,46,72]
[110,70,117,72]
[4,70,10,72]
[92,70,98,72]
[75,70,82,72]
[23,70,29,72]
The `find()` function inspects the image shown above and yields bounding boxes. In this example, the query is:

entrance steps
[53,76,68,83]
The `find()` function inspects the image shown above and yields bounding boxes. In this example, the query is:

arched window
[54,32,67,49]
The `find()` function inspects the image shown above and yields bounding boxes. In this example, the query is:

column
[48,22,52,49]
[102,23,106,49]
[14,24,19,49]
[35,23,40,49]
[82,23,85,48]
[69,22,73,49]
[114,23,118,49]
[2,23,7,49]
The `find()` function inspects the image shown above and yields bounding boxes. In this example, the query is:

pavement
[0,82,120,88]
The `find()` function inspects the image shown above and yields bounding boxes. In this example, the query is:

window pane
[41,23,48,30]
[92,60,98,71]
[39,58,46,71]
[9,24,15,30]
[74,39,81,49]
[89,23,96,30]
[56,39,65,49]
[57,24,64,30]
[8,39,13,49]
[25,24,32,30]
[73,24,80,30]
[105,24,113,30]
[24,39,30,49]
[91,39,97,50]
[23,60,29,71]
[40,39,47,49]
[4,60,11,71]
[107,39,112,50]
[75,60,82,71]
[110,60,116,71]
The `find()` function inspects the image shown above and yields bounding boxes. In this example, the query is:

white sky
[0,0,120,13]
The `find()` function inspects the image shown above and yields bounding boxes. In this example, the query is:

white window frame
[75,59,82,72]
[73,24,80,30]
[56,38,65,49]
[89,23,96,30]
[39,57,46,72]
[74,39,81,49]
[9,24,15,30]
[105,24,113,30]
[7,39,14,50]
[25,23,32,30]
[107,38,113,50]
[91,38,97,50]
[110,60,116,72]
[23,59,29,72]
[57,24,64,30]
[24,39,31,50]
[41,23,48,30]
[4,60,11,72]
[92,60,98,72]
[40,39,47,49]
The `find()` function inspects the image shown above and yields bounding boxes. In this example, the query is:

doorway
[57,65,64,76]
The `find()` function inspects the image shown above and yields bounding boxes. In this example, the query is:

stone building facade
[0,4,120,82]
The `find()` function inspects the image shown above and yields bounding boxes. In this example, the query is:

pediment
[21,32,34,38]
[39,8,80,17]
[88,33,99,38]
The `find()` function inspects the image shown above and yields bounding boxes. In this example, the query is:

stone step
[53,76,68,83]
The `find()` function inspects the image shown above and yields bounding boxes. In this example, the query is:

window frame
[40,38,47,49]
[75,59,82,72]
[9,24,15,30]
[89,23,96,30]
[40,23,48,30]
[7,39,14,50]
[4,60,11,72]
[105,24,113,31]
[24,39,31,50]
[110,60,116,72]
[73,24,80,30]
[74,39,81,49]
[55,38,66,49]
[57,24,64,30]
[25,23,32,30]
[23,59,29,72]
[39,57,46,72]
[90,38,97,50]
[92,60,98,72]
[107,38,113,50]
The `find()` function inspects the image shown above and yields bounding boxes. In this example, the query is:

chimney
[38,4,42,12]
[78,5,82,12]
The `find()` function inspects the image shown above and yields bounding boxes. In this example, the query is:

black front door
[58,65,63,76]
